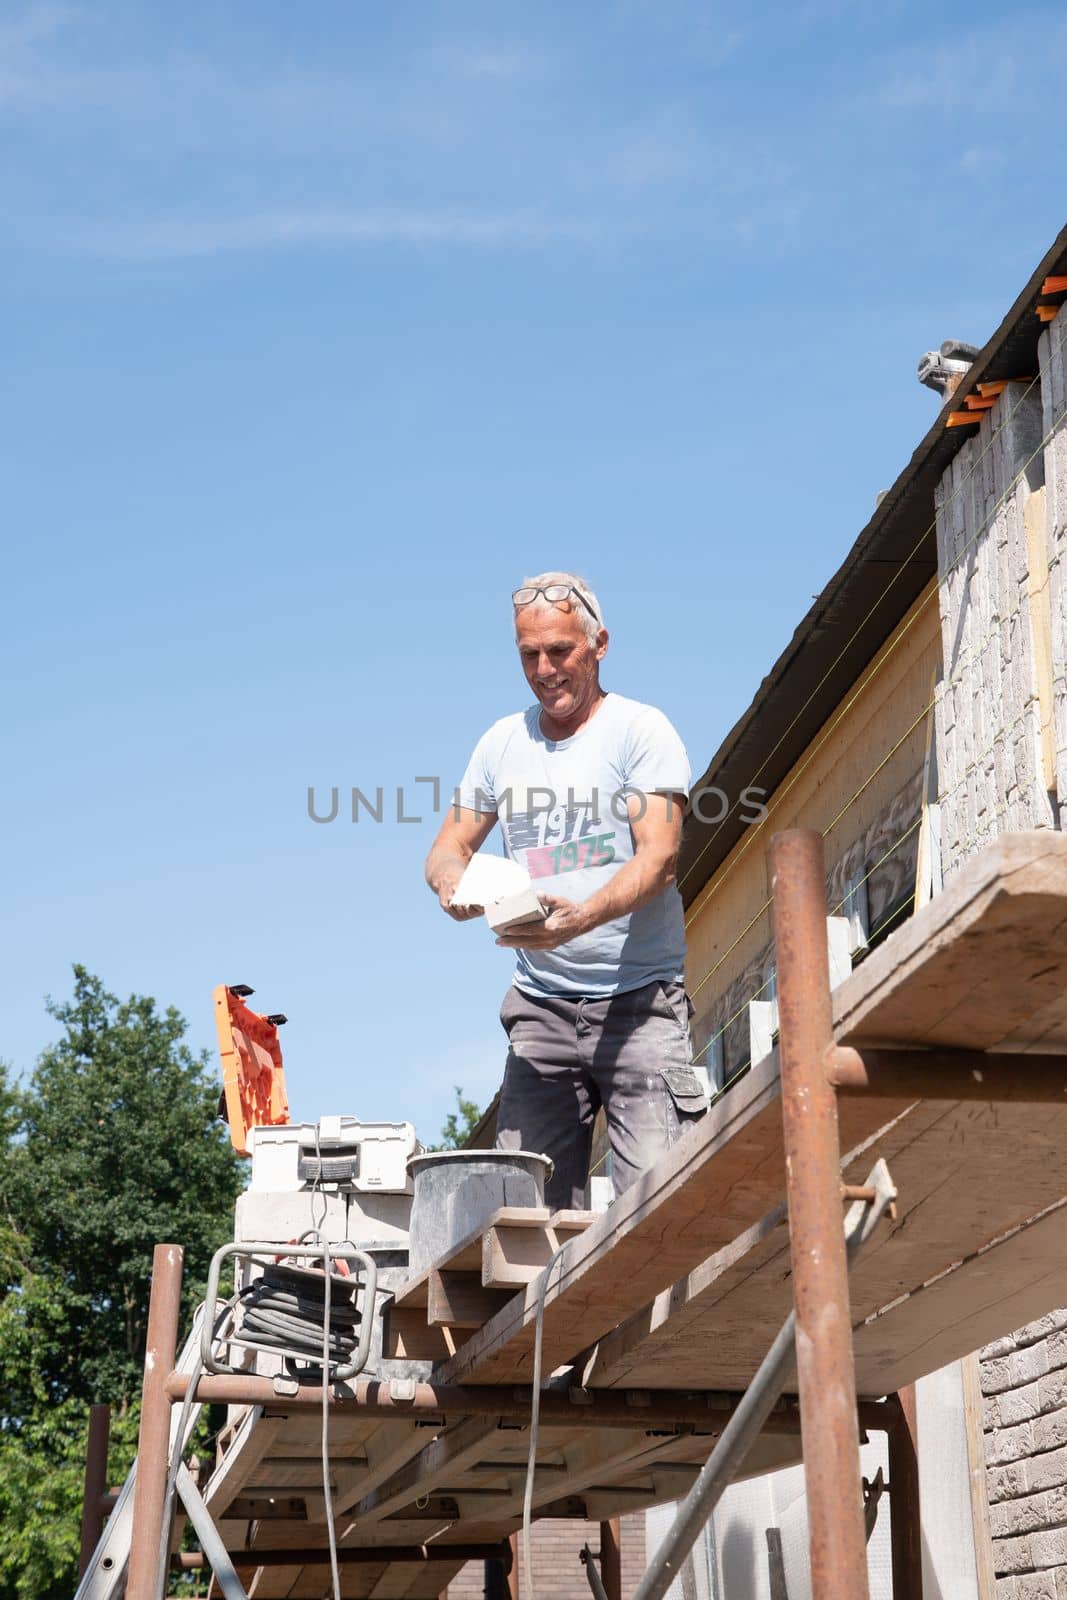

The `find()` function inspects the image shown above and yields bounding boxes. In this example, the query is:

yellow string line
[682,591,937,929]
[693,694,1039,1074]
[936,705,1030,806]
[679,316,1066,905]
[827,816,923,922]
[821,704,935,840]
[686,556,1043,1011]
[683,350,1067,931]
[694,707,1043,1105]
[689,892,774,1001]
[691,817,920,1067]
[688,694,936,1001]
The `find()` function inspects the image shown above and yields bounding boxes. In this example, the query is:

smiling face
[515,602,609,738]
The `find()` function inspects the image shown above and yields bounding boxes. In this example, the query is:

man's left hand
[495,894,593,950]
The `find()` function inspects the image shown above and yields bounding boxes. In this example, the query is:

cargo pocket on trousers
[660,1065,708,1117]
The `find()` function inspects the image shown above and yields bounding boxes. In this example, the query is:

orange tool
[214,983,291,1156]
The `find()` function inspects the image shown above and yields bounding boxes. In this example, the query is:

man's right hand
[425,804,499,922]
[438,870,484,922]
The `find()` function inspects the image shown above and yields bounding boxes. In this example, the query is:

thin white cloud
[958,145,1005,178]
[0,0,78,56]
[868,18,1067,115]
[47,207,599,261]
[463,50,528,80]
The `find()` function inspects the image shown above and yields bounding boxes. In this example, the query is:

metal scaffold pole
[126,1243,184,1600]
[772,829,871,1600]
[78,1404,112,1578]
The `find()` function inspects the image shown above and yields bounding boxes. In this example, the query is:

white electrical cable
[321,1239,341,1600]
[521,1243,568,1600]
[311,1121,343,1600]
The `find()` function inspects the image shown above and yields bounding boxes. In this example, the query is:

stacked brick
[934,305,1067,1594]
[1040,306,1067,811]
[981,1313,1067,1598]
[448,1516,646,1600]
[933,376,1053,864]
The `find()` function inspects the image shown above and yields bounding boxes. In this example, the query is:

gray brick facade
[935,302,1067,1591]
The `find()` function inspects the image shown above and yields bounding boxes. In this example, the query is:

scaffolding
[80,828,1067,1600]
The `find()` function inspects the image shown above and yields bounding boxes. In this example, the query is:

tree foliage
[434,1085,484,1150]
[0,967,244,1599]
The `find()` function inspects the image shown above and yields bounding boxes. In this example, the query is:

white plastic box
[247,1118,419,1194]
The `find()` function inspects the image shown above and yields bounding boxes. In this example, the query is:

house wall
[447,1516,646,1600]
[932,301,1067,1598]
[683,580,941,1080]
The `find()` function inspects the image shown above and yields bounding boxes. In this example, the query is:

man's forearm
[425,840,472,894]
[577,850,676,931]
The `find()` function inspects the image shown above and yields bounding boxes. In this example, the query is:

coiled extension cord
[236,1260,361,1375]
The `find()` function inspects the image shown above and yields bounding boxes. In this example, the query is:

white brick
[1029,1443,1067,1493]
[1038,1370,1067,1414]
[1034,1411,1067,1453]
[994,1531,1034,1574]
[999,1380,1042,1426]
[1012,1343,1052,1388]
[996,1580,1017,1600]
[985,1333,1021,1361]
[990,1460,1030,1502]
[992,1495,1045,1539]
[988,1420,1036,1464]
[1017,1573,1058,1600]
[1030,1525,1067,1570]
[993,1485,1067,1541]
[985,1357,1015,1394]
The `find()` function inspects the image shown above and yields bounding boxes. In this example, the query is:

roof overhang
[678,222,1067,909]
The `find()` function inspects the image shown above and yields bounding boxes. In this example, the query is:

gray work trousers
[494,979,709,1212]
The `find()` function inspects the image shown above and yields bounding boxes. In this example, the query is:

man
[424,572,707,1210]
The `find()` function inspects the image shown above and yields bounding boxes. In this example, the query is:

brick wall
[935,302,1067,1595]
[982,1313,1067,1598]
[448,1515,646,1600]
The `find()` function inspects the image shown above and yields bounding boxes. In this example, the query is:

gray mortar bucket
[406,1149,553,1276]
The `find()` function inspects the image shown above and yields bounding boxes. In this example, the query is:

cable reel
[201,1239,378,1382]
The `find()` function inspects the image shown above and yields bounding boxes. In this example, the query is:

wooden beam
[428,1271,513,1330]
[352,1419,506,1525]
[848,1194,1067,1394]
[483,1213,595,1288]
[436,1043,908,1384]
[202,1410,287,1518]
[392,1210,554,1312]
[332,1420,470,1519]
[440,834,1067,1386]
[383,1306,474,1361]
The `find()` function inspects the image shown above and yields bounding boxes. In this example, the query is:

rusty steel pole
[887,1386,922,1599]
[78,1404,112,1577]
[771,830,871,1600]
[600,1519,621,1600]
[126,1243,184,1600]
[507,1534,520,1600]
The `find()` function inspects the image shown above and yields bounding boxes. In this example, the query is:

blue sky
[3,0,1065,1148]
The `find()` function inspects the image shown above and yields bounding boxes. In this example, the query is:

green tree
[435,1085,484,1150]
[0,968,244,1599]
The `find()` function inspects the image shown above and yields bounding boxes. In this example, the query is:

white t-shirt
[458,692,690,998]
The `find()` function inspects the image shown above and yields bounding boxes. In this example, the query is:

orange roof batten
[214,984,291,1156]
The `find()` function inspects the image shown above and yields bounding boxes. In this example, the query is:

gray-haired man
[424,572,707,1211]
